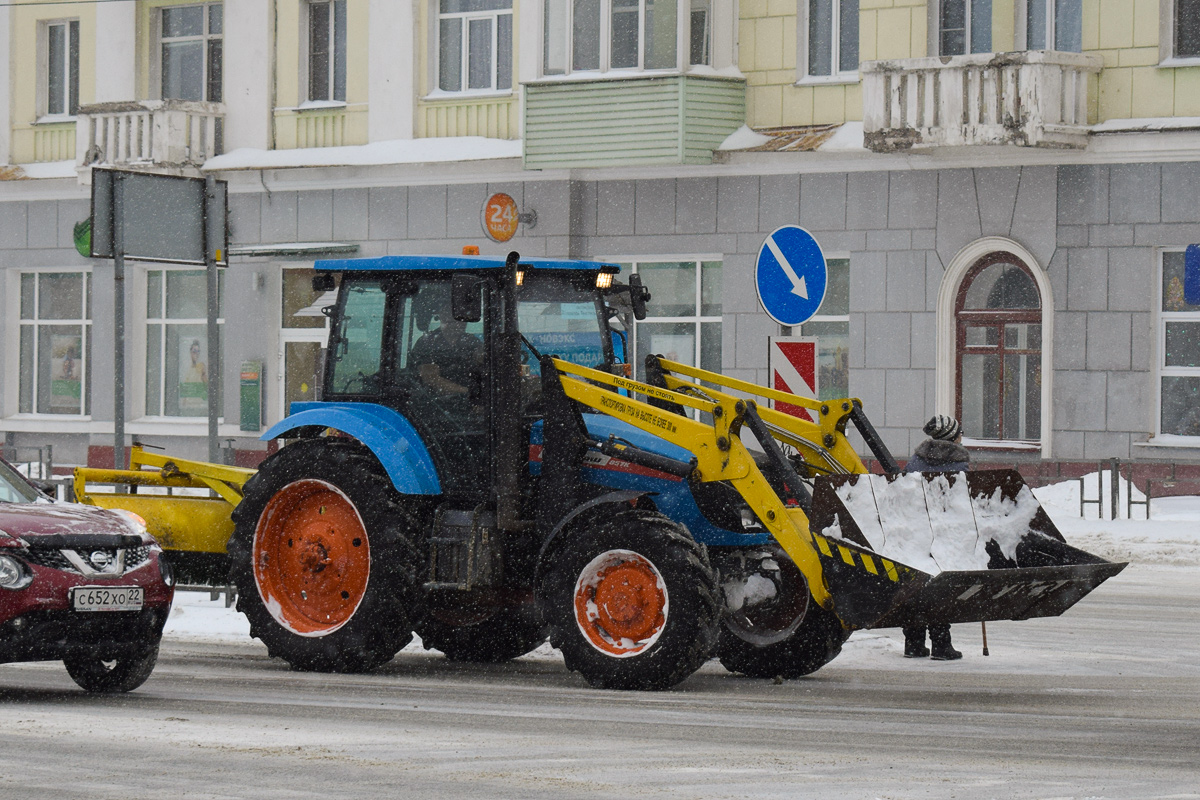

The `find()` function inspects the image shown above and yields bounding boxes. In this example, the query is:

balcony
[75,100,224,178]
[861,51,1102,152]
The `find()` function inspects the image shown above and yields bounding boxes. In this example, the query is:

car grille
[21,545,151,576]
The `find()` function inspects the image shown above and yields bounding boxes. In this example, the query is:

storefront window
[800,257,849,399]
[145,269,223,418]
[1159,251,1200,436]
[622,259,721,380]
[18,271,91,415]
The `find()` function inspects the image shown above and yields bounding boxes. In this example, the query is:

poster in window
[49,334,82,413]
[179,336,208,415]
[651,334,694,366]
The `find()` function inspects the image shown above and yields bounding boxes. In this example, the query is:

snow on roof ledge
[204,137,523,171]
[1091,116,1200,133]
[718,125,773,151]
[816,121,866,152]
[4,160,77,180]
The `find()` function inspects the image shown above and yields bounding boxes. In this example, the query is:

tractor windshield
[517,274,609,374]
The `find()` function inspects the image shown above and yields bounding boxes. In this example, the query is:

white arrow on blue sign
[755,226,828,327]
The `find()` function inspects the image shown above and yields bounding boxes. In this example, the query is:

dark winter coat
[905,438,970,473]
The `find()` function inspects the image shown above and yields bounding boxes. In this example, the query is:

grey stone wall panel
[924,251,945,310]
[634,180,676,235]
[716,175,759,233]
[910,313,937,369]
[974,167,1021,234]
[407,185,448,239]
[1056,225,1088,247]
[368,187,407,240]
[866,229,911,251]
[911,229,935,250]
[863,312,910,368]
[1066,248,1108,310]
[848,312,866,369]
[1085,312,1132,371]
[1161,162,1200,223]
[1133,222,1200,246]
[799,173,846,230]
[1089,223,1133,247]
[1083,431,1131,460]
[596,180,635,236]
[935,169,981,265]
[885,250,926,312]
[1109,163,1160,224]
[26,201,58,250]
[1009,166,1058,267]
[810,230,865,253]
[675,177,718,235]
[227,193,261,244]
[1052,430,1085,459]
[57,199,90,250]
[528,180,571,237]
[0,203,28,249]
[758,174,800,232]
[297,191,333,242]
[260,191,298,243]
[1053,311,1087,370]
[846,172,888,229]
[1106,371,1152,431]
[1053,370,1106,430]
[850,250,887,312]
[888,171,937,230]
[445,184,482,239]
[884,368,928,428]
[1058,164,1109,225]
[733,313,778,370]
[1106,247,1154,312]
[331,188,369,241]
[1130,312,1153,370]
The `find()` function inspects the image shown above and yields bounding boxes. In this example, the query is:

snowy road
[0,564,1196,800]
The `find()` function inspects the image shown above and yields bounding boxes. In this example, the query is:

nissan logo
[89,550,113,569]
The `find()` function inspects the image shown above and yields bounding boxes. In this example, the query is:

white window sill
[1157,57,1200,69]
[1,416,104,434]
[129,418,253,439]
[962,437,1042,451]
[1134,436,1200,450]
[422,89,514,102]
[34,115,77,125]
[297,99,346,110]
[794,73,860,87]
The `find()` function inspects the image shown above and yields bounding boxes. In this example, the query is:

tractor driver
[409,308,485,402]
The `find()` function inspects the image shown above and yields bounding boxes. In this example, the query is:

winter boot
[902,626,929,658]
[929,624,962,661]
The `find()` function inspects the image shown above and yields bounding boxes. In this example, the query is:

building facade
[0,0,1198,492]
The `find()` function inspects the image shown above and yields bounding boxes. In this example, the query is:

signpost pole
[111,173,126,470]
[204,176,220,464]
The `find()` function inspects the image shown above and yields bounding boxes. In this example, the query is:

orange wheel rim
[253,480,370,636]
[573,550,668,658]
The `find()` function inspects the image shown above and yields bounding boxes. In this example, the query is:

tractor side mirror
[451,273,483,323]
[629,273,651,321]
[312,273,337,293]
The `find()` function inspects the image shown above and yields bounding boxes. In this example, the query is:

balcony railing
[861,51,1102,152]
[75,100,224,175]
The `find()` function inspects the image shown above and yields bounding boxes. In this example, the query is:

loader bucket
[807,469,1127,630]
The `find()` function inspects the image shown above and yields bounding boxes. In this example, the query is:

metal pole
[204,176,220,464]
[1110,457,1120,521]
[112,173,127,470]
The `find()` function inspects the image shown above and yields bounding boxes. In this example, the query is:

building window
[955,254,1041,441]
[280,268,335,417]
[308,1,347,102]
[438,0,513,92]
[18,272,91,416]
[799,258,849,399]
[1025,0,1081,51]
[544,0,704,74]
[939,0,991,55]
[621,259,721,380]
[160,3,223,102]
[1177,0,1200,58]
[145,269,223,418]
[44,20,80,117]
[805,0,858,78]
[1158,251,1200,436]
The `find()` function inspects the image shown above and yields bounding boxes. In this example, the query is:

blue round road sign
[755,226,828,327]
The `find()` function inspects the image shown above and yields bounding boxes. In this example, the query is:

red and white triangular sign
[769,337,818,421]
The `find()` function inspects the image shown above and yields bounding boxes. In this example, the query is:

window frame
[798,256,850,400]
[15,269,92,419]
[541,0,699,77]
[796,0,859,85]
[142,267,225,420]
[305,0,348,103]
[1154,248,1200,440]
[1018,0,1082,52]
[606,256,722,384]
[953,253,1043,443]
[1159,0,1200,65]
[155,2,223,103]
[931,0,992,57]
[435,0,514,94]
[40,19,80,119]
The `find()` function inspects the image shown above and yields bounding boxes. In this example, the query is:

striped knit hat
[923,415,962,441]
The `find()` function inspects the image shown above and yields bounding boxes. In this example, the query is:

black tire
[537,508,720,691]
[416,601,545,663]
[228,438,425,673]
[64,643,159,693]
[716,545,850,679]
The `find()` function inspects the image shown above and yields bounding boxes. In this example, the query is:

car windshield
[0,461,41,503]
[518,275,608,374]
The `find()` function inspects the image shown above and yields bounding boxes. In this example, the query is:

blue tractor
[221,251,1124,690]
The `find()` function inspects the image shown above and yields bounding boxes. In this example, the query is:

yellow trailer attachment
[74,446,255,555]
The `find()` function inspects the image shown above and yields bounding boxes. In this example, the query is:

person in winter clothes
[902,414,969,661]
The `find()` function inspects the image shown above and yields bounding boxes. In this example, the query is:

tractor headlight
[596,272,613,289]
[0,554,32,590]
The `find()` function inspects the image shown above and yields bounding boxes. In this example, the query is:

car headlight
[158,554,175,588]
[112,509,149,535]
[0,554,32,590]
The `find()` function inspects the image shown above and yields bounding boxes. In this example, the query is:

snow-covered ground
[162,472,1200,669]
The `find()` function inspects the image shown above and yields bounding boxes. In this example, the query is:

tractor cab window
[517,275,608,376]
[328,279,388,396]
[396,280,487,401]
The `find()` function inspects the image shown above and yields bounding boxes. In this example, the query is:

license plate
[71,586,144,612]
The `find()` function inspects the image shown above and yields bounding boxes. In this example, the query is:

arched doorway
[954,253,1042,442]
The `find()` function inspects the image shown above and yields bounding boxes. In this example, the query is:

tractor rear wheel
[537,508,719,691]
[416,601,545,663]
[716,545,849,679]
[228,439,424,673]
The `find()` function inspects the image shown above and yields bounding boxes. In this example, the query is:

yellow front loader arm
[550,357,904,612]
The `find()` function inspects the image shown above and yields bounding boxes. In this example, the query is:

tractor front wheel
[537,509,719,690]
[228,439,424,673]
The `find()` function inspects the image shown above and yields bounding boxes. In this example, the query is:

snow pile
[1032,470,1147,520]
[717,125,773,151]
[203,137,523,171]
[824,473,1044,574]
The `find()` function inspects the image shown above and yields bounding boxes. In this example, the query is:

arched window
[955,253,1042,442]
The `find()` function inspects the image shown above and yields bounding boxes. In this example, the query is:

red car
[0,458,174,692]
